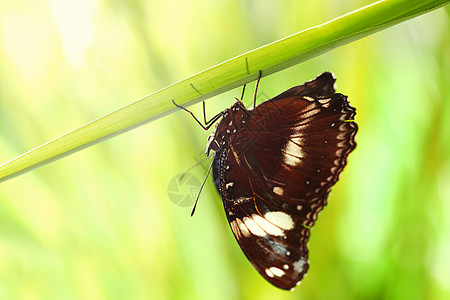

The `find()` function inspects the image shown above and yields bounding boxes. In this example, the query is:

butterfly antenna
[253,70,262,110]
[191,153,215,217]
[178,155,211,181]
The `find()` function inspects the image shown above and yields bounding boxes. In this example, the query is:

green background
[0,0,449,299]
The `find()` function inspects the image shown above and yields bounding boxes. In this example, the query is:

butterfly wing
[213,146,311,290]
[212,72,357,290]
[242,72,357,222]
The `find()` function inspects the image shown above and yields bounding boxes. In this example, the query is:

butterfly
[174,72,358,290]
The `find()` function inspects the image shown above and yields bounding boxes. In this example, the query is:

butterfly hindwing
[213,145,311,290]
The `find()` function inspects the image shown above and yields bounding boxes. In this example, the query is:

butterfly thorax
[205,100,250,156]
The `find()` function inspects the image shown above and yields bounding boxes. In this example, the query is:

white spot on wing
[273,186,284,196]
[252,214,285,236]
[339,123,348,131]
[298,105,320,119]
[230,220,239,238]
[318,98,331,105]
[264,211,295,230]
[243,217,266,236]
[265,268,274,278]
[282,137,304,167]
[268,266,285,277]
[225,182,234,189]
[236,218,250,237]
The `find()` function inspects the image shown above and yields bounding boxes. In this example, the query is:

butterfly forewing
[247,93,357,202]
[207,72,357,290]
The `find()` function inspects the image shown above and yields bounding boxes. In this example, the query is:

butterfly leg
[202,101,224,126]
[239,83,247,101]
[172,100,222,130]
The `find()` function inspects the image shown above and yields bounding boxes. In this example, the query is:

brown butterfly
[174,72,357,290]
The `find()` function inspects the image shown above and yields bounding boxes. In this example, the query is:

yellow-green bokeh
[0,0,449,299]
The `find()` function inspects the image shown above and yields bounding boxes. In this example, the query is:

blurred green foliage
[0,0,449,299]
